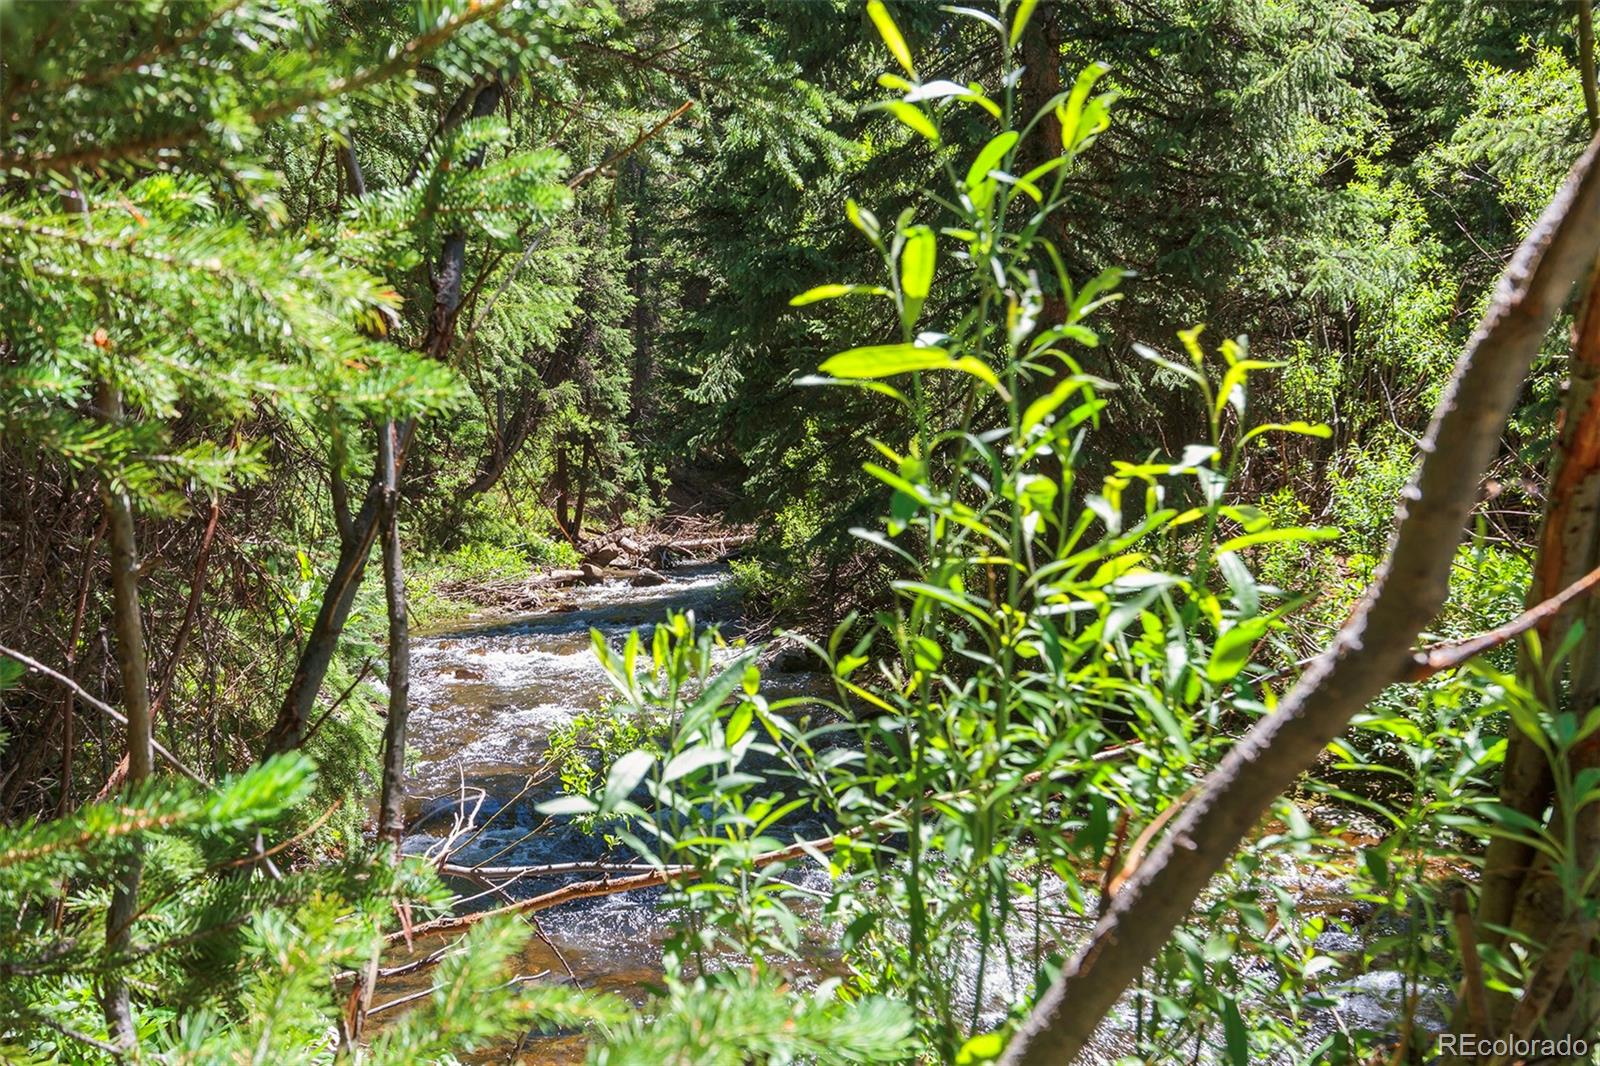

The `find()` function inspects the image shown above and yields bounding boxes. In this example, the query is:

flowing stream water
[396,564,786,1062]
[390,564,1441,1063]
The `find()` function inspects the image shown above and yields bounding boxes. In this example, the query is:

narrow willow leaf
[789,283,889,306]
[1240,420,1334,444]
[1208,617,1268,685]
[1222,998,1249,1066]
[1213,526,1339,553]
[820,343,950,378]
[879,101,938,142]
[867,0,915,76]
[846,198,881,241]
[1009,0,1041,48]
[900,226,936,300]
[965,130,1018,189]
[601,749,655,813]
[1056,62,1112,151]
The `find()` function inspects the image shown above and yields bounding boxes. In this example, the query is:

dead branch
[1406,561,1600,680]
[0,643,204,785]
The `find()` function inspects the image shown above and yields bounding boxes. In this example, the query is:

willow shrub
[550,6,1397,1064]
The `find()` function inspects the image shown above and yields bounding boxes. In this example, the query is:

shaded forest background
[6,1,1600,1063]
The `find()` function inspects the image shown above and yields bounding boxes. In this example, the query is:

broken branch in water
[389,832,845,946]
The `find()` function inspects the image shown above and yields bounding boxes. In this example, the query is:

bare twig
[0,643,204,785]
[1406,561,1600,680]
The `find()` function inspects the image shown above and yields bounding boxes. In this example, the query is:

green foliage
[592,970,916,1066]
[543,617,919,1064]
[0,751,626,1062]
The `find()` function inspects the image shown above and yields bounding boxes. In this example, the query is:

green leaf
[1214,526,1339,553]
[661,746,727,784]
[879,101,938,142]
[1240,420,1334,445]
[957,1030,1004,1063]
[952,356,1008,398]
[601,749,655,813]
[821,343,950,379]
[965,131,1019,190]
[1008,0,1041,49]
[1208,617,1268,685]
[1222,998,1249,1066]
[1056,62,1112,152]
[867,0,915,75]
[846,198,881,241]
[900,226,936,300]
[789,283,888,306]
[1021,378,1090,434]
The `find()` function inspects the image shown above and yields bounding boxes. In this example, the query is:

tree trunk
[457,388,539,500]
[999,131,1600,1066]
[554,436,572,538]
[97,383,152,1054]
[572,436,593,538]
[626,158,656,431]
[260,82,500,759]
[1456,259,1600,1052]
[95,498,220,801]
[376,421,410,847]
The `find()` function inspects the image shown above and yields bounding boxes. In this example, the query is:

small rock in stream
[585,545,623,566]
[1328,970,1451,1034]
[630,568,667,587]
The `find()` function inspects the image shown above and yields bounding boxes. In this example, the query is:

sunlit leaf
[866,0,915,75]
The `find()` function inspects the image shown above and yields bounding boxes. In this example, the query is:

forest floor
[417,515,756,624]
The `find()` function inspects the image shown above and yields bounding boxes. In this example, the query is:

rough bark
[1455,259,1600,1051]
[998,131,1600,1066]
[375,421,410,847]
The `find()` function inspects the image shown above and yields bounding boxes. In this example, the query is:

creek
[396,564,833,1061]
[392,564,1442,1063]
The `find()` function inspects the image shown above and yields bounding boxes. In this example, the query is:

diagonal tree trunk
[998,130,1600,1066]
[260,80,501,758]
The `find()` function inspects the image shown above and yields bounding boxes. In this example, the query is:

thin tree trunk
[572,436,593,538]
[260,468,385,756]
[1580,1,1598,135]
[554,437,572,538]
[457,390,539,499]
[260,82,499,758]
[998,131,1600,1066]
[95,497,220,802]
[376,421,410,847]
[97,384,153,1054]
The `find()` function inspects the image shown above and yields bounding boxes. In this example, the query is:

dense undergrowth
[6,0,1600,1063]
